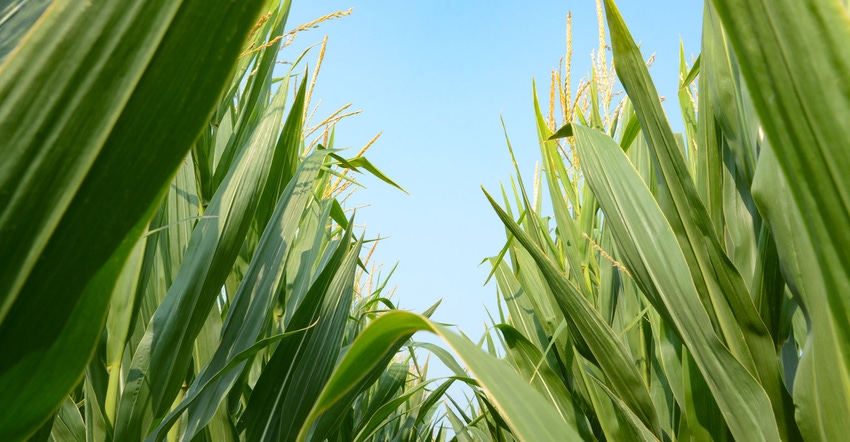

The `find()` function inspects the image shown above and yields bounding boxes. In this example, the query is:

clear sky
[284,1,703,343]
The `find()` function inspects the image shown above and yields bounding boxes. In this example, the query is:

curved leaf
[573,123,780,441]
[300,311,582,442]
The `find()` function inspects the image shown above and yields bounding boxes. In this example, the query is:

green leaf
[619,112,642,152]
[113,65,304,442]
[495,324,594,440]
[693,2,725,241]
[572,123,780,441]
[104,237,147,424]
[161,150,331,441]
[602,1,795,437]
[547,123,574,140]
[241,228,361,441]
[144,322,318,442]
[484,188,662,438]
[753,146,850,442]
[48,396,85,442]
[710,1,850,439]
[351,367,431,442]
[299,311,582,442]
[0,0,52,63]
[331,154,408,194]
[0,0,268,438]
[679,53,701,91]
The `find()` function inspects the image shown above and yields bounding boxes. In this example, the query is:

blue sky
[285,1,703,341]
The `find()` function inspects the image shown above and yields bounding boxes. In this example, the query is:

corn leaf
[0,0,266,438]
[0,0,52,63]
[710,1,850,439]
[300,310,582,442]
[241,231,361,441]
[602,1,796,437]
[572,123,781,441]
[187,153,329,440]
[484,188,662,438]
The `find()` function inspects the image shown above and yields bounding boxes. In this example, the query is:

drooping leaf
[299,311,582,442]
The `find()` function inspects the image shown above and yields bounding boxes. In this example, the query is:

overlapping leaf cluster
[466,0,850,440]
[0,1,446,440]
[3,0,848,440]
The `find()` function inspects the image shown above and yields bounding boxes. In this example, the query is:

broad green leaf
[751,225,786,349]
[253,72,303,233]
[701,2,762,282]
[412,379,456,432]
[137,156,201,326]
[572,123,780,441]
[710,1,850,439]
[548,123,573,140]
[677,43,698,170]
[113,74,304,441]
[211,3,294,196]
[605,0,741,356]
[644,310,683,439]
[490,258,547,350]
[0,0,268,438]
[352,370,431,442]
[532,88,592,295]
[511,246,567,351]
[411,342,471,379]
[283,200,336,326]
[191,296,231,442]
[0,0,52,63]
[143,322,318,442]
[84,364,112,442]
[330,154,409,194]
[445,408,474,442]
[618,110,641,152]
[753,146,850,441]
[103,237,147,424]
[680,54,701,91]
[587,374,661,442]
[693,2,725,242]
[299,311,582,442]
[681,348,726,441]
[309,339,421,441]
[602,1,796,437]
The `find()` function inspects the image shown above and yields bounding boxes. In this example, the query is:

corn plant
[255,2,846,435]
[0,0,270,437]
[468,0,850,440]
[0,1,453,440]
[0,0,569,439]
